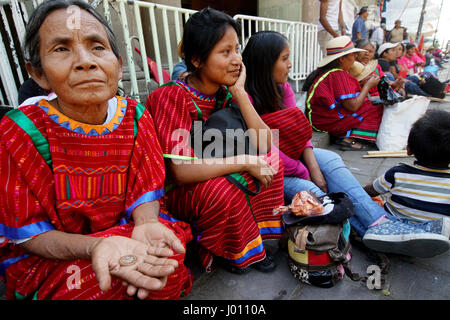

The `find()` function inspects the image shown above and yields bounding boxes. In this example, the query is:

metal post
[416,0,427,41]
[432,0,444,47]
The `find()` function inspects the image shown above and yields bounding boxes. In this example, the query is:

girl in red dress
[147,8,285,274]
[303,36,382,151]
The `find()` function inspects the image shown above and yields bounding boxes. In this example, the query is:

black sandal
[335,138,370,151]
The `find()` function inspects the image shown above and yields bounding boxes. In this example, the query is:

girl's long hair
[242,31,288,115]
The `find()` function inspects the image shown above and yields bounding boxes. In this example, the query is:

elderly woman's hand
[91,235,178,299]
[131,221,185,254]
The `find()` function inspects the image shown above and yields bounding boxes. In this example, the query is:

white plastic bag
[376,95,430,151]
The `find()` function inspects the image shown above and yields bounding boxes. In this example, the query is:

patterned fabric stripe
[53,164,128,175]
[258,220,284,235]
[260,106,313,160]
[350,129,377,137]
[305,68,342,132]
[329,93,360,110]
[57,194,126,209]
[161,81,204,121]
[133,102,145,138]
[326,40,354,55]
[55,173,128,200]
[0,221,54,240]
[226,235,264,265]
[385,198,445,221]
[412,163,450,175]
[0,255,29,278]
[125,189,165,219]
[39,97,127,136]
[158,211,181,223]
[5,109,52,166]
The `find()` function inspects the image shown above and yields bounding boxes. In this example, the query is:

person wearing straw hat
[354,39,406,98]
[303,35,382,151]
[349,60,378,82]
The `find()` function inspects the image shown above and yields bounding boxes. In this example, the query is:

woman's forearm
[170,154,250,185]
[19,230,101,261]
[341,85,371,113]
[132,201,160,225]
[301,147,319,172]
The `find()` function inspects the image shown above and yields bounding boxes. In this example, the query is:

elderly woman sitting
[303,36,382,151]
[0,0,192,300]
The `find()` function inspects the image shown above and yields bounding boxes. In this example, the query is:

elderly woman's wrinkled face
[32,8,122,107]
[357,44,374,65]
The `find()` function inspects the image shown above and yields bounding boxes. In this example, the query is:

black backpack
[420,72,446,98]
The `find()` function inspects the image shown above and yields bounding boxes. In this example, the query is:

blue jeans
[385,72,430,96]
[283,148,386,236]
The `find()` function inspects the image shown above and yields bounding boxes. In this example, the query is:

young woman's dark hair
[24,0,120,69]
[406,43,415,51]
[407,110,450,166]
[181,8,239,74]
[302,59,341,92]
[242,31,288,115]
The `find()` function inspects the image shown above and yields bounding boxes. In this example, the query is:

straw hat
[318,36,366,68]
[349,60,378,81]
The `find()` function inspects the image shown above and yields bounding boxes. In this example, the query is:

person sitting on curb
[242,30,449,260]
[303,36,382,151]
[363,110,450,257]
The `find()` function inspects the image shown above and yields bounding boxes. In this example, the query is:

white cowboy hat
[318,36,366,68]
[349,60,378,81]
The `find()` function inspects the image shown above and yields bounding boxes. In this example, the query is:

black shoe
[251,255,276,273]
[216,257,251,274]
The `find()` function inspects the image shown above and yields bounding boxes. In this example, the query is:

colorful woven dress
[146,81,285,271]
[305,69,384,141]
[0,96,193,300]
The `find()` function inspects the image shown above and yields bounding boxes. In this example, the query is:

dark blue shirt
[352,16,367,42]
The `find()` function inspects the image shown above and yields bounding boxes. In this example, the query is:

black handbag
[163,81,261,197]
[420,72,446,98]
[377,76,404,105]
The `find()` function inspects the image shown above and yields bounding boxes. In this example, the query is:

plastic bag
[377,75,404,105]
[376,95,429,151]
[289,191,324,216]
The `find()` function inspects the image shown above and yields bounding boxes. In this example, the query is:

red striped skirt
[161,151,285,271]
[313,100,384,141]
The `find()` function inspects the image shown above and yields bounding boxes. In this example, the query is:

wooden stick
[367,150,407,155]
[427,96,450,103]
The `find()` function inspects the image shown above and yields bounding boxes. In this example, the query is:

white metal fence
[0,0,320,107]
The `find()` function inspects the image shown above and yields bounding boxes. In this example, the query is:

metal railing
[233,14,321,92]
[0,0,319,107]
